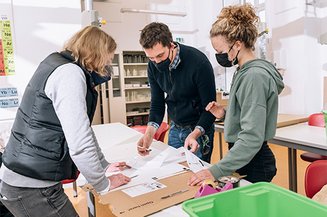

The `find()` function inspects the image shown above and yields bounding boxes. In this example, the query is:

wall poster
[0,15,15,76]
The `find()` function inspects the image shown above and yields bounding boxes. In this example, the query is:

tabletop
[90,123,251,217]
[276,114,309,128]
[272,123,327,153]
[215,113,309,128]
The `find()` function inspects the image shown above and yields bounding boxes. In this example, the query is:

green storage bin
[183,182,327,217]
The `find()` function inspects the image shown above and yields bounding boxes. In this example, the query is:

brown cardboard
[216,91,228,107]
[98,171,198,217]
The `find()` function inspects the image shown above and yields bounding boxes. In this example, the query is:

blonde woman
[0,26,130,216]
[188,4,284,186]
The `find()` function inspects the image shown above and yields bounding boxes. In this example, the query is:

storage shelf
[125,87,150,90]
[124,51,151,127]
[126,112,149,117]
[125,76,147,79]
[123,63,148,66]
[126,100,150,104]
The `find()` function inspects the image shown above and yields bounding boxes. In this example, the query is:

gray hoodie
[209,59,284,179]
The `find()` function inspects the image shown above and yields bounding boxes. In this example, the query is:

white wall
[94,0,201,52]
[95,0,225,87]
[94,0,148,52]
[267,0,327,114]
[0,0,81,147]
[0,0,82,120]
[41,0,327,117]
[192,0,226,90]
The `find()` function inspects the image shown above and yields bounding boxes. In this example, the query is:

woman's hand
[206,101,225,119]
[107,162,131,172]
[108,174,131,190]
[188,169,215,186]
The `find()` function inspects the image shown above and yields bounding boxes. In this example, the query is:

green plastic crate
[183,182,327,217]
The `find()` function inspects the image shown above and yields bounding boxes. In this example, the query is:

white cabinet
[93,54,126,125]
[93,51,151,126]
[122,51,150,126]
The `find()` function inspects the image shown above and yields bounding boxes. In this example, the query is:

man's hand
[183,128,202,153]
[136,126,156,156]
[206,101,225,119]
[108,174,131,190]
[187,169,215,186]
[184,135,199,153]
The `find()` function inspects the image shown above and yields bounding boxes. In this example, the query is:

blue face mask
[91,65,112,86]
[215,42,239,67]
[153,49,172,72]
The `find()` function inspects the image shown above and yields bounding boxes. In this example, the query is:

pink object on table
[194,182,233,198]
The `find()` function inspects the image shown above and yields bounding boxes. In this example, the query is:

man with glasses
[137,22,216,163]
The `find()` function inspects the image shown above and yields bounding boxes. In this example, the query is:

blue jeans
[0,181,78,217]
[168,122,214,163]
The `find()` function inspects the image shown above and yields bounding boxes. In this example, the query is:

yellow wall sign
[0,16,15,76]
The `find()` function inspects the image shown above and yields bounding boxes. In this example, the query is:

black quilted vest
[2,51,98,181]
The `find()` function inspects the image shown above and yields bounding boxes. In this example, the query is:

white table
[215,114,309,160]
[86,123,250,217]
[269,123,327,192]
[87,123,190,217]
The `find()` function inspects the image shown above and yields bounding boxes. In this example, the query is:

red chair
[61,171,80,197]
[304,160,327,198]
[131,122,170,142]
[300,113,327,162]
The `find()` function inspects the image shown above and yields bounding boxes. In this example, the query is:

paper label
[122,181,166,197]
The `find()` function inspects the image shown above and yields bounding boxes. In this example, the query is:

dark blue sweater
[148,43,216,133]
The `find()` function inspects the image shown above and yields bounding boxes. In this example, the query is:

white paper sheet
[101,141,163,163]
[138,147,171,169]
[78,140,190,192]
[183,148,209,173]
[107,163,189,192]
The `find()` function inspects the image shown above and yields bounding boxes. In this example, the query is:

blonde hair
[63,26,116,76]
[210,4,259,49]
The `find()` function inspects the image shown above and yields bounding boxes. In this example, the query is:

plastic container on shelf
[182,182,327,217]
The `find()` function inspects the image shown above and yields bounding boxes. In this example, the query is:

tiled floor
[66,131,311,217]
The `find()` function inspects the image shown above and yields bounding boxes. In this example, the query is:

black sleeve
[194,59,216,133]
[148,65,165,126]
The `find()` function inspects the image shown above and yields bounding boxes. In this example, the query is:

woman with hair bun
[188,4,284,185]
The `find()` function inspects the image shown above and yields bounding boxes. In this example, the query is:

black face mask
[153,49,172,72]
[91,65,112,86]
[215,42,239,67]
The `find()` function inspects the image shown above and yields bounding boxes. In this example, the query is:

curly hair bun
[210,3,259,49]
[221,4,258,26]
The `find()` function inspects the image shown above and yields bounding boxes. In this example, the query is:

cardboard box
[216,91,228,107]
[97,171,198,217]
